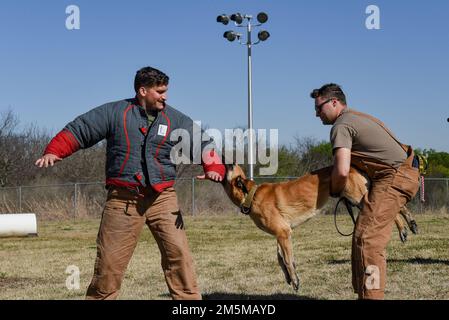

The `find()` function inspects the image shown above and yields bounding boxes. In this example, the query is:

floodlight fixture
[230,13,244,24]
[257,12,268,24]
[223,31,239,42]
[217,14,229,25]
[258,30,270,41]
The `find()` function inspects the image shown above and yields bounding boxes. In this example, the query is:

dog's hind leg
[277,244,291,285]
[276,226,299,291]
[400,205,418,234]
[394,214,408,243]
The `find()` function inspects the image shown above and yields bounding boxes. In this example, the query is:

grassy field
[1,212,449,300]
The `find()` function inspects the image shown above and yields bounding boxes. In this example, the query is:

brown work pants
[85,186,201,300]
[351,154,419,299]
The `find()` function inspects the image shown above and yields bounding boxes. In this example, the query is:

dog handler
[35,66,226,300]
[311,83,420,299]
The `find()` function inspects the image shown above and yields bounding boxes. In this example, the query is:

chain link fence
[0,177,448,220]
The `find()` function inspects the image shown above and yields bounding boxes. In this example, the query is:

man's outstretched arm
[35,103,110,168]
[35,129,80,167]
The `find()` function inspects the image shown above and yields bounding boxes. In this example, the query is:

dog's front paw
[399,227,408,243]
[291,274,300,291]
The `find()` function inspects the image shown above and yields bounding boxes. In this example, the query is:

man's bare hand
[196,171,223,182]
[35,154,62,168]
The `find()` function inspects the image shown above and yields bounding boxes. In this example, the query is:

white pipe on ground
[0,213,38,237]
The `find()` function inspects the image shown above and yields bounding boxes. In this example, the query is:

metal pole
[446,179,449,208]
[74,183,78,219]
[247,20,254,180]
[18,186,22,213]
[191,177,195,216]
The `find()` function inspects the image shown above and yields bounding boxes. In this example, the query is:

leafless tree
[0,110,53,186]
[0,109,106,186]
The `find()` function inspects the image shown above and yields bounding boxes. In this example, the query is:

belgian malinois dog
[222,164,417,291]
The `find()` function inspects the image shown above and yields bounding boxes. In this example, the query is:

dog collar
[240,185,258,215]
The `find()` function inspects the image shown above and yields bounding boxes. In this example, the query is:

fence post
[191,177,195,216]
[418,176,422,213]
[18,186,22,213]
[447,179,449,208]
[74,183,78,219]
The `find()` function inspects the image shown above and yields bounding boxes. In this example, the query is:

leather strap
[240,185,258,214]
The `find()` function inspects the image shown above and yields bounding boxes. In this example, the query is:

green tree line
[415,148,449,177]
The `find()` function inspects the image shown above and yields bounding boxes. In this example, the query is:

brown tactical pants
[85,186,201,300]
[351,154,419,299]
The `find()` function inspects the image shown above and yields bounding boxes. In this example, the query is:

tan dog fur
[223,164,417,291]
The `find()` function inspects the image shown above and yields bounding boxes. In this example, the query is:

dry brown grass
[0,213,449,300]
[0,191,106,221]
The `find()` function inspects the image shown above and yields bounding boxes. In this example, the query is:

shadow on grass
[203,292,320,300]
[158,292,321,300]
[328,257,449,266]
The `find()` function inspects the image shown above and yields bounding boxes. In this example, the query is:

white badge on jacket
[158,124,168,136]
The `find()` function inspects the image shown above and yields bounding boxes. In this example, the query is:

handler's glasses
[315,98,333,113]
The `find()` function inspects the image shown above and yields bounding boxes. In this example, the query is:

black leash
[334,198,357,237]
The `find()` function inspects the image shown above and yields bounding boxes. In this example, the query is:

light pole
[217,12,270,181]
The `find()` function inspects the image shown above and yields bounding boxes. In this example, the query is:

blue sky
[1,0,448,151]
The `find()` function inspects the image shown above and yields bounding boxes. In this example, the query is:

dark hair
[310,83,347,105]
[134,67,169,93]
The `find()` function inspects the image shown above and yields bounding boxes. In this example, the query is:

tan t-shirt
[330,108,407,168]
